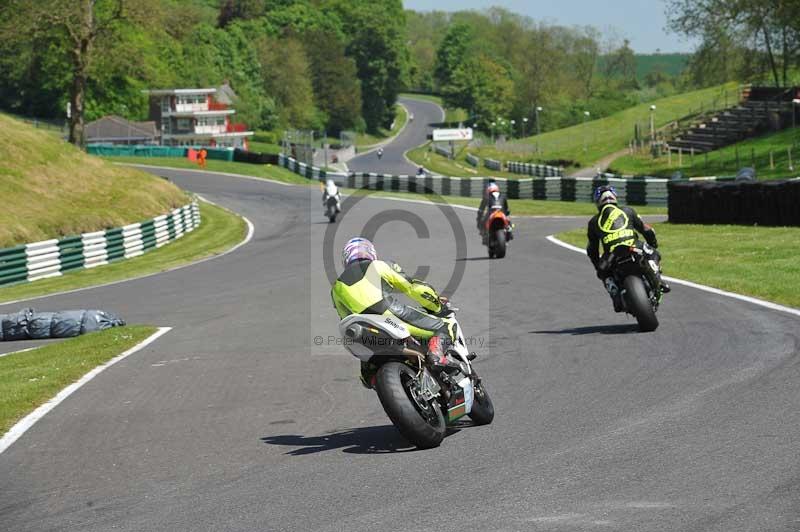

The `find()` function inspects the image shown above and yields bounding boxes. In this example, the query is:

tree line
[0,0,406,146]
[2,1,792,149]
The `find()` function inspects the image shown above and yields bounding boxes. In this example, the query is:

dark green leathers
[331,259,448,340]
[586,204,658,270]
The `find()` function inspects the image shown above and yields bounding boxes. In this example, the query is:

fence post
[789,147,794,171]
[690,146,694,167]
[668,148,672,167]
[770,150,774,170]
[678,147,682,167]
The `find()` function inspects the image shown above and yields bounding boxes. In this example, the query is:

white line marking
[0,198,254,306]
[545,235,800,318]
[0,327,172,454]
[0,346,41,359]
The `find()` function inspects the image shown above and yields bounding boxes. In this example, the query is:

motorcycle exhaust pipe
[345,324,364,341]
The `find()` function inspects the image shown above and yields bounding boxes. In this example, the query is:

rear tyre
[375,362,446,449]
[328,214,337,223]
[494,229,506,259]
[468,381,495,425]
[623,276,659,332]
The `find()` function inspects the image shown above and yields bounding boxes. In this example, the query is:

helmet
[486,182,500,196]
[342,237,377,267]
[593,185,618,210]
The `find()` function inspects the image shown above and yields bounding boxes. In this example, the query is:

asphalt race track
[346,96,445,176]
[1,166,799,531]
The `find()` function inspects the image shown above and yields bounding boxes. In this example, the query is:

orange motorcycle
[484,209,513,259]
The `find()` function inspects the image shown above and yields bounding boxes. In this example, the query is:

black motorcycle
[605,243,663,332]
[325,195,340,223]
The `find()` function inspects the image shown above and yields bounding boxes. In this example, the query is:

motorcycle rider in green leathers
[586,185,670,311]
[331,237,456,388]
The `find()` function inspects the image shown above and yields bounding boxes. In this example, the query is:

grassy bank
[470,82,738,169]
[355,103,408,148]
[0,113,187,247]
[0,201,247,303]
[0,326,158,436]
[407,142,523,179]
[610,127,800,179]
[557,223,800,308]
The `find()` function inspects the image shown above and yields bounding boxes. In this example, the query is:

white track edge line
[0,326,172,454]
[0,198,255,306]
[545,235,800,318]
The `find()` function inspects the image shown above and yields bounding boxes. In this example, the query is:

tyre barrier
[506,161,563,177]
[0,201,200,287]
[278,154,669,205]
[668,179,800,226]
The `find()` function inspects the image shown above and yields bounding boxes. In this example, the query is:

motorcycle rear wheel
[623,275,659,332]
[493,229,507,259]
[375,362,445,448]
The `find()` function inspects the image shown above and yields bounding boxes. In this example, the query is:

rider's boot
[604,278,624,313]
[426,336,449,367]
[359,361,377,389]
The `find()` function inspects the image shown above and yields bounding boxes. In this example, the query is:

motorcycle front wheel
[468,381,495,425]
[375,362,445,449]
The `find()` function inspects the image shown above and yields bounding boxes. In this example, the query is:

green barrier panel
[205,148,233,161]
[0,271,30,285]
[0,245,27,258]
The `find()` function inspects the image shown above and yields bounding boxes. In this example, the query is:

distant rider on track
[586,185,670,312]
[476,182,511,244]
[330,238,456,388]
[322,178,341,214]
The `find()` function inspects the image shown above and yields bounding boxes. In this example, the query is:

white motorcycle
[338,301,494,448]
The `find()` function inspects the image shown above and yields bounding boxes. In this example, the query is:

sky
[403,0,698,54]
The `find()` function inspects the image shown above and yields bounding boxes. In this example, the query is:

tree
[254,35,318,129]
[443,54,514,129]
[434,23,474,90]
[304,31,362,134]
[218,0,266,28]
[330,0,407,132]
[0,0,157,148]
[666,0,800,87]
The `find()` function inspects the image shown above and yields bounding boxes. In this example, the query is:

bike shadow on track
[261,424,466,455]
[529,324,640,335]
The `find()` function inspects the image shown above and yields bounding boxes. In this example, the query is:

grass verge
[557,223,800,308]
[470,82,738,169]
[0,201,247,304]
[0,325,158,436]
[610,127,800,179]
[116,157,666,216]
[407,142,523,179]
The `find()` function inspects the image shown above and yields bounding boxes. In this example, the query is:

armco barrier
[668,179,800,225]
[506,161,563,177]
[484,158,502,171]
[0,201,200,287]
[278,154,669,205]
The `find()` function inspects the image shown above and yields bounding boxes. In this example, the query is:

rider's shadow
[261,425,418,455]
[529,324,640,335]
